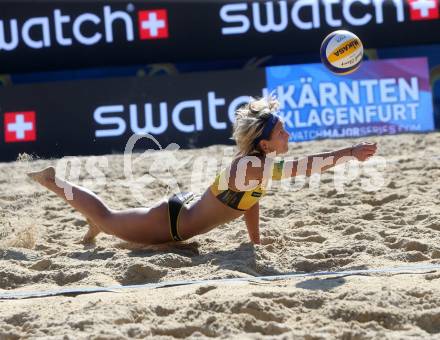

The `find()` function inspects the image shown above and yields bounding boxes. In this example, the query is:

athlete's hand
[351,141,377,161]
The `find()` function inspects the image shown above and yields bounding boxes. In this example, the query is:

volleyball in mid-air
[320,30,363,75]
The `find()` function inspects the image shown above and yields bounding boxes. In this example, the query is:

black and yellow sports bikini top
[210,159,285,211]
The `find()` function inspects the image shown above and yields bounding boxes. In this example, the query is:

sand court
[1,133,440,338]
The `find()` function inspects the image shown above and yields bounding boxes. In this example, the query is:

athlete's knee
[93,207,115,229]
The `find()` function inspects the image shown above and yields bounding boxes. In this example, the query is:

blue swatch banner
[265,57,434,142]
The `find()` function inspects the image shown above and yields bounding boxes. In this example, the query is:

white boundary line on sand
[1,264,440,300]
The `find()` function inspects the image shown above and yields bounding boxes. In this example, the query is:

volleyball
[320,30,364,75]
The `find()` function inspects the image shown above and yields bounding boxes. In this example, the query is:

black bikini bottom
[168,191,195,241]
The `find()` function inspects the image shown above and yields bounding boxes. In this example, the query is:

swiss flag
[4,111,36,143]
[408,0,439,20]
[138,10,169,40]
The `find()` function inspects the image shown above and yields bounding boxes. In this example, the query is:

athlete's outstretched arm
[274,142,377,179]
[244,202,260,245]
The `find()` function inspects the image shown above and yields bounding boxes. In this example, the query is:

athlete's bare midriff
[178,188,245,239]
[176,155,266,240]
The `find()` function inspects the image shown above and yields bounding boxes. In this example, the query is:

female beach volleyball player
[28,97,377,245]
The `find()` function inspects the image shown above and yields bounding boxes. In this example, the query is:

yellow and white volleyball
[320,30,364,75]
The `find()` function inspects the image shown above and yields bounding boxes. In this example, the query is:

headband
[253,113,279,148]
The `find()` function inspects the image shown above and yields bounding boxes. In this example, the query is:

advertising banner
[0,0,440,73]
[0,69,265,162]
[266,57,434,141]
[0,57,434,162]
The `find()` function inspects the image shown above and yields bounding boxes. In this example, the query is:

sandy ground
[1,132,440,339]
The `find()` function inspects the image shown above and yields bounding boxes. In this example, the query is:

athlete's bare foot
[27,166,56,186]
[82,218,102,244]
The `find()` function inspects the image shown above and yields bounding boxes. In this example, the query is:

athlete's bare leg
[27,167,173,244]
[82,218,101,244]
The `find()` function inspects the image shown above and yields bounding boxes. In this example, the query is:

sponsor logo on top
[408,0,439,20]
[138,10,169,39]
[0,6,169,51]
[220,0,439,35]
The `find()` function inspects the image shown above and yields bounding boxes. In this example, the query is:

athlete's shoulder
[229,155,264,183]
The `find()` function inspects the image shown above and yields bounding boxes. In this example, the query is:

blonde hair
[231,95,280,156]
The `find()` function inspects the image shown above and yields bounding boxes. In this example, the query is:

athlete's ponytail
[231,95,280,156]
